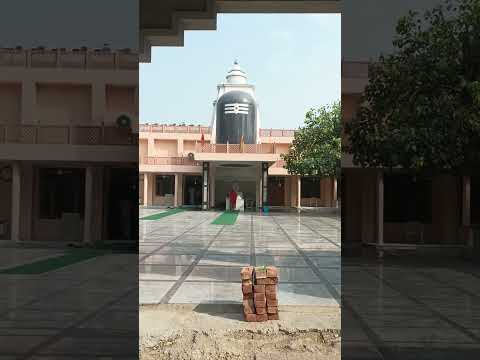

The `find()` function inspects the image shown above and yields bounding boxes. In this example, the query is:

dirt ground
[141,328,340,360]
[140,305,341,360]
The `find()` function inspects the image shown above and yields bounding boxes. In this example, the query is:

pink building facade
[0,47,138,243]
[139,63,337,210]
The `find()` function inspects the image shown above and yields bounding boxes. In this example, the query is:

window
[155,175,175,196]
[38,168,85,219]
[301,177,321,198]
[472,177,480,225]
[384,174,432,223]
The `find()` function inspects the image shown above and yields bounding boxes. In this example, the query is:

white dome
[226,60,247,85]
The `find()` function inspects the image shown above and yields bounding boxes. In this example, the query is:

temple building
[139,62,337,210]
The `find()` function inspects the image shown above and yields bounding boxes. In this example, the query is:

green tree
[344,0,480,172]
[282,102,341,177]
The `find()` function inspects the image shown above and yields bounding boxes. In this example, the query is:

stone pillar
[21,81,36,123]
[462,176,473,247]
[209,165,216,208]
[262,162,269,208]
[174,174,183,207]
[297,176,302,210]
[11,162,21,241]
[377,171,384,258]
[202,162,209,210]
[142,173,147,206]
[83,166,93,244]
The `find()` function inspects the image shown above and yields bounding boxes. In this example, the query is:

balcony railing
[195,143,275,154]
[0,48,138,70]
[259,129,296,137]
[0,124,137,145]
[141,156,201,166]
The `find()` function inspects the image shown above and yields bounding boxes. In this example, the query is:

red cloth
[229,190,237,210]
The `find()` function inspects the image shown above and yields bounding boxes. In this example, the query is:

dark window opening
[155,175,175,197]
[472,177,480,225]
[301,177,321,198]
[384,174,432,223]
[38,168,85,219]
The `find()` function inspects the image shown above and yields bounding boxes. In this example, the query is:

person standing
[229,189,238,211]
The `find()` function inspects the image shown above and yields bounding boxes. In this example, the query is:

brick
[254,293,265,302]
[256,278,267,285]
[245,313,257,322]
[241,266,254,280]
[256,314,268,322]
[266,266,278,278]
[268,314,280,320]
[264,277,278,285]
[256,307,267,315]
[266,291,277,300]
[243,299,255,314]
[267,306,278,314]
[242,283,253,294]
[254,300,266,308]
[265,285,277,294]
[255,266,267,279]
[253,284,265,293]
[267,298,278,306]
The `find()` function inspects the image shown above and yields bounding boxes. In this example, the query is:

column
[377,171,384,258]
[462,176,473,247]
[174,174,183,207]
[202,162,209,210]
[91,83,106,124]
[262,162,269,209]
[297,176,302,210]
[209,165,216,208]
[143,173,149,206]
[21,81,36,123]
[83,166,93,244]
[11,162,21,241]
[177,139,184,156]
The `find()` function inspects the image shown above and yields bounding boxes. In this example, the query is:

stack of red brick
[241,265,279,322]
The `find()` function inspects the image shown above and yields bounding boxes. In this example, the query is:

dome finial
[234,59,238,65]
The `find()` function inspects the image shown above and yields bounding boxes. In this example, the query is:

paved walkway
[139,210,341,306]
[0,247,138,359]
[342,258,480,360]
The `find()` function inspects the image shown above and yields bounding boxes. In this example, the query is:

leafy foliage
[282,102,341,177]
[344,0,480,172]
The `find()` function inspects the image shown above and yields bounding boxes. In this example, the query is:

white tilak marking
[224,103,249,115]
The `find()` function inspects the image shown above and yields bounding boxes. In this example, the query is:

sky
[140,14,341,130]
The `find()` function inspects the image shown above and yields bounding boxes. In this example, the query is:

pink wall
[0,83,21,124]
[37,84,91,125]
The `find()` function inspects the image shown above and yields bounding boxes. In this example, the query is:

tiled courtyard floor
[343,257,480,359]
[139,209,341,306]
[0,247,137,359]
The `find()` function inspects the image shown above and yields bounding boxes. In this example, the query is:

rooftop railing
[140,125,296,137]
[0,124,137,145]
[195,143,276,154]
[139,124,211,133]
[0,48,138,70]
[259,129,296,137]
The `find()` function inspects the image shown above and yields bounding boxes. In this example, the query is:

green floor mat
[140,208,185,220]
[0,250,106,275]
[212,211,239,225]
